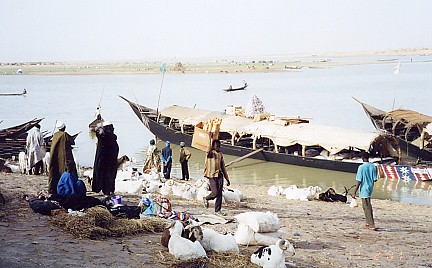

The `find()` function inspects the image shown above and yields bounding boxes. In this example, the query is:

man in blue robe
[161,141,172,179]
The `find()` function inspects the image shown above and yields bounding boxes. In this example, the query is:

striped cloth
[204,150,224,178]
[378,165,432,181]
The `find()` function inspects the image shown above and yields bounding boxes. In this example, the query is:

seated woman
[57,170,87,197]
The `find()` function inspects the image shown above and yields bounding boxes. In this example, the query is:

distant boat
[0,89,27,96]
[88,106,104,131]
[393,62,401,74]
[223,83,248,92]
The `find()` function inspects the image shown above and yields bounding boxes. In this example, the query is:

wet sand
[1,172,432,267]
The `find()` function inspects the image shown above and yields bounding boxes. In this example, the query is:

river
[1,56,432,205]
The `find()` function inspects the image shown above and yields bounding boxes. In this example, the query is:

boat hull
[354,97,432,161]
[121,96,362,173]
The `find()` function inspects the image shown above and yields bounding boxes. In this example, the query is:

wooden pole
[225,148,264,167]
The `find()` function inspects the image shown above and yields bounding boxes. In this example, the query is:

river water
[1,56,432,205]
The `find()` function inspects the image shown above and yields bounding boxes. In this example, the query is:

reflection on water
[375,178,432,206]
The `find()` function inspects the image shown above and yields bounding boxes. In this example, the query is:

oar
[225,148,264,167]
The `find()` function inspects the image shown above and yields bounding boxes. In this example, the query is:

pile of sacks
[268,185,322,201]
[234,211,282,246]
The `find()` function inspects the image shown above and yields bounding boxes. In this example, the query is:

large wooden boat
[354,97,432,162]
[0,119,80,159]
[0,118,44,158]
[120,96,401,173]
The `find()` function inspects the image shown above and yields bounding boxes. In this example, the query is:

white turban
[55,121,65,130]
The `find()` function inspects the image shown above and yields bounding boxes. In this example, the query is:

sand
[1,172,432,267]
[1,48,431,76]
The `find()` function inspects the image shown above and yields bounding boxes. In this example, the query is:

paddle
[225,148,264,168]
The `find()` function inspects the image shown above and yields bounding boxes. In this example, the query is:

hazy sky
[1,0,431,62]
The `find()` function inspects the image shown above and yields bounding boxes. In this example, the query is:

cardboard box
[192,126,212,152]
[192,119,221,152]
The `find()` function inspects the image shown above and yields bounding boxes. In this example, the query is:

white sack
[234,211,280,233]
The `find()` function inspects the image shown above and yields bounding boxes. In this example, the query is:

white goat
[201,227,239,253]
[18,151,27,174]
[172,182,187,196]
[250,239,295,268]
[115,179,144,195]
[181,184,197,200]
[267,185,284,196]
[143,180,163,193]
[284,185,323,201]
[161,221,203,248]
[42,152,50,175]
[168,220,207,260]
[194,178,208,188]
[159,179,175,196]
[196,185,211,202]
[4,161,20,173]
[222,188,242,203]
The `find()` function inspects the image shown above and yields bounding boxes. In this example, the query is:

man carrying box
[203,139,231,216]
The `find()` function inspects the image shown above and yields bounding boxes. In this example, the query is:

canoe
[120,96,401,173]
[223,84,248,92]
[89,116,104,131]
[354,97,432,162]
[0,90,27,96]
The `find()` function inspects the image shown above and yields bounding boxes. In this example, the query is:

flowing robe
[92,129,119,195]
[143,145,161,173]
[48,131,77,194]
[26,127,45,169]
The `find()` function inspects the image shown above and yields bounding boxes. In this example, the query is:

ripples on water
[1,58,432,205]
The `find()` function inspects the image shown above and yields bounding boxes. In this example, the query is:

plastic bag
[350,197,358,208]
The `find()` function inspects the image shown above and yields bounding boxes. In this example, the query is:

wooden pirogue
[120,96,402,173]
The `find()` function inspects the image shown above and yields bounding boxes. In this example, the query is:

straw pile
[154,250,259,268]
[49,206,167,239]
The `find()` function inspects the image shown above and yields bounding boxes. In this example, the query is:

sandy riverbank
[1,48,431,75]
[1,172,431,267]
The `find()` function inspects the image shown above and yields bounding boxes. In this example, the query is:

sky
[1,0,431,62]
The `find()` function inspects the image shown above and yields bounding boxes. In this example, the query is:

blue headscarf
[57,171,87,197]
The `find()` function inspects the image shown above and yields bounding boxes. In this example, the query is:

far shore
[1,48,431,76]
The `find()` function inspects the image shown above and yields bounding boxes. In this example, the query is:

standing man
[26,124,45,175]
[203,139,231,216]
[179,141,191,180]
[161,141,172,179]
[352,151,378,231]
[92,121,119,199]
[49,121,77,194]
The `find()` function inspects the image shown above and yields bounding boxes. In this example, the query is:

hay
[154,250,259,268]
[49,206,167,239]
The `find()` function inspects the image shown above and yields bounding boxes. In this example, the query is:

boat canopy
[161,105,392,155]
[385,109,432,130]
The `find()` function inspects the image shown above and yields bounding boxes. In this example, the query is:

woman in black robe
[92,122,119,197]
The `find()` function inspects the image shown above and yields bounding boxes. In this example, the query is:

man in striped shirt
[203,139,231,216]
